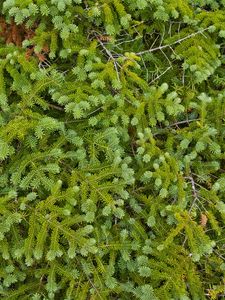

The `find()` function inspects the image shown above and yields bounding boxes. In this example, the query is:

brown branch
[48,103,64,111]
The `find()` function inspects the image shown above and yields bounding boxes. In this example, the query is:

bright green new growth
[0,0,225,299]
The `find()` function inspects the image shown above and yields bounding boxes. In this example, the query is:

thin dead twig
[184,175,199,213]
[97,37,121,81]
[149,66,172,84]
[136,27,210,56]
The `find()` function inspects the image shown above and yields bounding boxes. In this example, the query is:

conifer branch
[0,1,224,298]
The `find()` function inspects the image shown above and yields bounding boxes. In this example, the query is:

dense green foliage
[0,0,225,299]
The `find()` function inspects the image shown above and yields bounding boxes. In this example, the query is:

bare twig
[160,26,165,46]
[114,35,142,47]
[166,118,200,128]
[214,250,225,261]
[184,175,199,213]
[140,54,149,81]
[149,66,172,84]
[48,103,64,111]
[87,276,104,300]
[149,34,160,50]
[136,27,210,56]
[86,106,103,117]
[96,37,121,81]
[160,49,173,67]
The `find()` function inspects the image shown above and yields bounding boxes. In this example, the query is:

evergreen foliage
[0,0,225,299]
